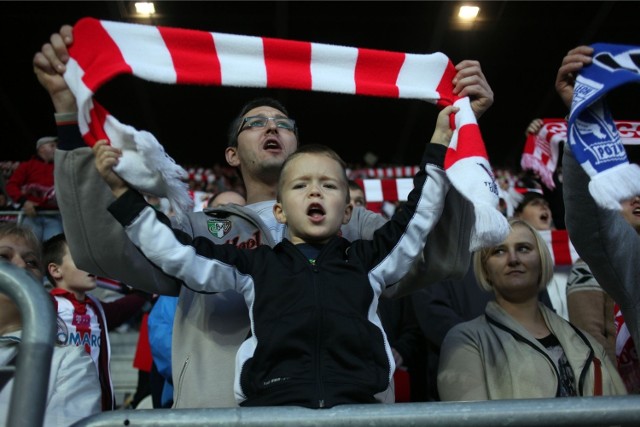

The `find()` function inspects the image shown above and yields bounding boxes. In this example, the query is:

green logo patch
[207,219,232,239]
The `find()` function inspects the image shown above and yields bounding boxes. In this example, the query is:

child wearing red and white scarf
[43,233,150,410]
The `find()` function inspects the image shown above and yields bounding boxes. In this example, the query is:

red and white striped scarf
[348,166,420,179]
[522,119,640,190]
[537,229,578,266]
[64,17,508,249]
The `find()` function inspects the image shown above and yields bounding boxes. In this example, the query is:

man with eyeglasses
[34,23,494,408]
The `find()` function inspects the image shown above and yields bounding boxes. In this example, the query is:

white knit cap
[36,136,58,149]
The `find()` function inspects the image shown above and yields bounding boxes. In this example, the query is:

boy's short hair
[348,180,364,192]
[227,97,298,148]
[277,144,349,204]
[348,180,366,205]
[42,233,68,285]
[473,218,554,293]
[514,191,546,214]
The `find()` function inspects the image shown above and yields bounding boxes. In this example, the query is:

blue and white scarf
[568,43,640,209]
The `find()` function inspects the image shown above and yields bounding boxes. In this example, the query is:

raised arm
[365,106,456,287]
[33,25,77,114]
[34,27,183,295]
[558,45,640,357]
[420,59,493,282]
[94,142,247,295]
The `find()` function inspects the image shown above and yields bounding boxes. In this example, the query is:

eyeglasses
[237,116,296,135]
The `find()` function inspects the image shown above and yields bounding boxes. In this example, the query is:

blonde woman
[437,219,626,401]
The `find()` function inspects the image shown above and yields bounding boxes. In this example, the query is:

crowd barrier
[72,395,640,426]
[0,210,60,225]
[0,262,56,426]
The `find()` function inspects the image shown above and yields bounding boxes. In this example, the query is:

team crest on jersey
[208,219,232,238]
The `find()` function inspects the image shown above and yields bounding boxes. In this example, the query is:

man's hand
[93,140,129,198]
[555,45,594,109]
[33,25,77,114]
[453,60,494,119]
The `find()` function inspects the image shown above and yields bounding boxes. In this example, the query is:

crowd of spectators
[2,159,545,219]
[1,15,638,427]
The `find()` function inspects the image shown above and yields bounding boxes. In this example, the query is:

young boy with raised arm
[93,106,457,408]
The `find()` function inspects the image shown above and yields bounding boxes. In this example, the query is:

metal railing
[0,261,56,427]
[0,210,60,225]
[71,395,640,426]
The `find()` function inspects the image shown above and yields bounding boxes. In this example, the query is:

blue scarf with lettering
[568,43,640,209]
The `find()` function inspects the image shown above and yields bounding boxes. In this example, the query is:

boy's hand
[430,105,459,147]
[93,140,129,198]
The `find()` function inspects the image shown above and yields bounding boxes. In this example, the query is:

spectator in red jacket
[5,136,62,242]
